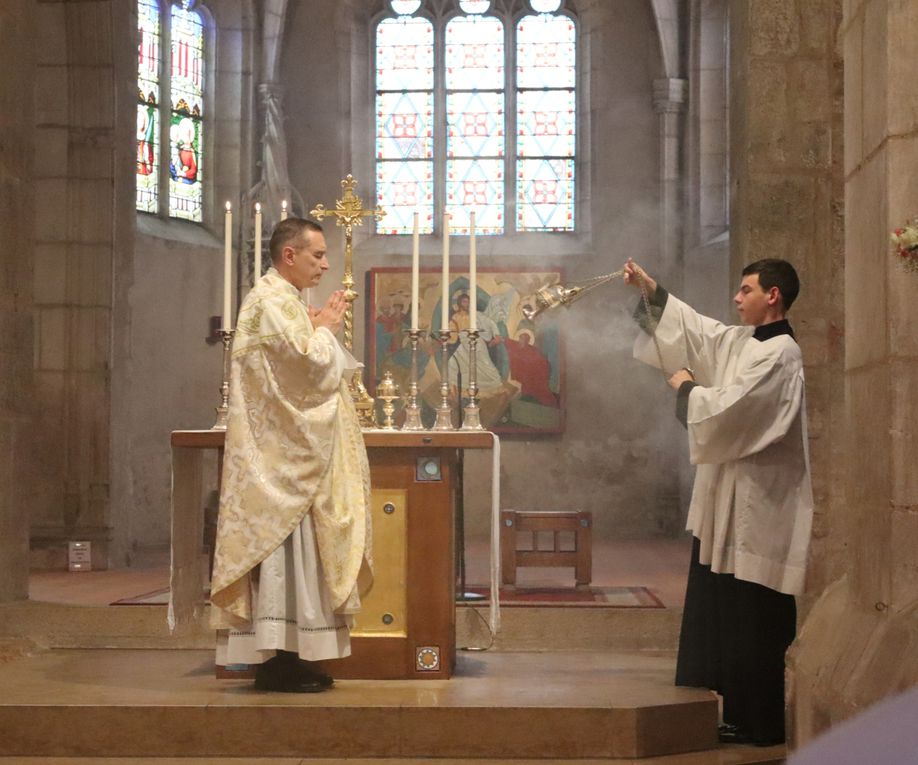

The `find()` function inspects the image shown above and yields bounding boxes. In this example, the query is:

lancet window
[136,0,207,223]
[374,0,577,236]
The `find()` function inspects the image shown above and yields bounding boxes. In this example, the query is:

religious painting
[367,267,564,435]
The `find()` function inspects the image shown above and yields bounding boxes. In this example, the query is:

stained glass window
[374,0,576,237]
[375,12,434,236]
[136,0,161,213]
[168,3,204,222]
[516,8,575,231]
[445,12,504,234]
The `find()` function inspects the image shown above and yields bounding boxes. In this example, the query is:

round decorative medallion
[416,646,440,671]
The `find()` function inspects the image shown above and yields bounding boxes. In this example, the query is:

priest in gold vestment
[211,218,373,693]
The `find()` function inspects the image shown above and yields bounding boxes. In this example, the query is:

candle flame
[255,202,261,213]
[225,201,231,212]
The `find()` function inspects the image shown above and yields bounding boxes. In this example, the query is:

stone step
[0,755,788,765]
[0,601,682,652]
[0,648,734,760]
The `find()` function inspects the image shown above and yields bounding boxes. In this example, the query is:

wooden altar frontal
[170,429,494,681]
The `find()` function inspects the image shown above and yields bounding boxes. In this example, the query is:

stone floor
[0,648,785,764]
[1,538,787,763]
[27,538,694,608]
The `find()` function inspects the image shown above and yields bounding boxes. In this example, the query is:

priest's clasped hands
[308,289,347,334]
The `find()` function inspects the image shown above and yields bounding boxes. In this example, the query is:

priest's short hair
[269,218,324,263]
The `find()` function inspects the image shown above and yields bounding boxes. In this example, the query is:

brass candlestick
[461,328,483,430]
[212,328,235,430]
[433,329,455,430]
[402,328,425,430]
[376,370,400,430]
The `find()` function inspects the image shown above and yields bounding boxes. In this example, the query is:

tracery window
[136,0,206,222]
[374,0,576,236]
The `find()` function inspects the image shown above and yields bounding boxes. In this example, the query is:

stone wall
[11,0,255,571]
[28,0,123,569]
[0,0,704,582]
[789,0,918,747]
[109,0,254,565]
[729,0,846,635]
[279,0,685,542]
[0,0,36,601]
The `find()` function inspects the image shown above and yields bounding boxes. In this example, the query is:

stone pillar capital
[652,77,688,114]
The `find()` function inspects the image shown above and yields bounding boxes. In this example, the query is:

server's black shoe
[718,723,784,747]
[718,723,750,744]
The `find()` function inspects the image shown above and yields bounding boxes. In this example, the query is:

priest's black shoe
[297,661,335,689]
[254,657,325,693]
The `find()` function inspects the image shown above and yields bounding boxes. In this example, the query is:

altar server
[211,218,373,692]
[625,257,813,746]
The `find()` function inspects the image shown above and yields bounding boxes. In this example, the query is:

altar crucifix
[310,174,386,428]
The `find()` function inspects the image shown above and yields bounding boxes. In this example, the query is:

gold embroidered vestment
[210,269,373,628]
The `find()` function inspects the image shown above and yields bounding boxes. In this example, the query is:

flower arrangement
[891,219,918,272]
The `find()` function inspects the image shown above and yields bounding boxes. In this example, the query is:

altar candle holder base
[212,328,235,430]
[461,328,484,431]
[350,371,378,429]
[433,329,455,431]
[401,329,425,431]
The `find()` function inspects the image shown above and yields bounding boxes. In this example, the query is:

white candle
[441,209,450,330]
[254,202,262,283]
[223,201,232,329]
[281,199,288,221]
[411,211,420,331]
[469,211,477,332]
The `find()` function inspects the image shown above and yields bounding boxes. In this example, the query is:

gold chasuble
[210,268,373,629]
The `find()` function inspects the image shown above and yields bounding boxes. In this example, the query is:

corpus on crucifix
[310,175,386,428]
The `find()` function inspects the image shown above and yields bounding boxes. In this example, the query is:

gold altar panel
[351,488,407,637]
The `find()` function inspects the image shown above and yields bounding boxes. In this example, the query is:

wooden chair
[500,509,592,586]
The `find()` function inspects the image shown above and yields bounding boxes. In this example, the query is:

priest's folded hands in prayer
[307,289,347,333]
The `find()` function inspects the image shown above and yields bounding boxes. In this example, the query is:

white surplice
[634,293,813,595]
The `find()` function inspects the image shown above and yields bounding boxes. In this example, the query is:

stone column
[29,0,118,569]
[653,77,688,286]
[0,0,36,601]
[789,0,918,747]
[728,0,845,748]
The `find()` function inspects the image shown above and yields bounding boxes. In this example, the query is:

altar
[169,428,497,680]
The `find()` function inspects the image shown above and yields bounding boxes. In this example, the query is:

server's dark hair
[742,259,800,311]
